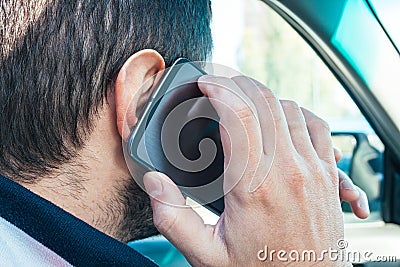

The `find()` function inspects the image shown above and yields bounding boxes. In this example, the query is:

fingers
[197,76,265,192]
[143,172,223,264]
[197,76,263,163]
[233,80,328,163]
[349,186,370,219]
[198,75,339,197]
[334,147,343,163]
[339,169,359,202]
[338,169,370,219]
[230,76,293,157]
[279,100,317,158]
[301,107,335,165]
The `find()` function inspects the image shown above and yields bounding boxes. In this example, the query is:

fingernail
[340,179,357,192]
[144,172,163,197]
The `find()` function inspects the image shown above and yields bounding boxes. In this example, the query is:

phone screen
[128,59,224,215]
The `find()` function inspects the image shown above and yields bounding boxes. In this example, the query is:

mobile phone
[127,58,224,215]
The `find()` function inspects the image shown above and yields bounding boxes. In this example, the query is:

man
[0,0,369,266]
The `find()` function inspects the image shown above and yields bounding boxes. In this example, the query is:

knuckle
[278,155,307,184]
[320,120,331,132]
[251,186,273,207]
[287,166,307,186]
[227,187,250,207]
[281,100,300,110]
[288,117,305,131]
[233,75,265,88]
[231,75,249,83]
[204,76,231,85]
[308,116,331,133]
[317,161,338,187]
[325,154,337,166]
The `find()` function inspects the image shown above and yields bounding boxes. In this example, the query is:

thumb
[143,171,222,265]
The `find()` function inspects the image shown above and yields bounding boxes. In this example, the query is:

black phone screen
[128,59,224,215]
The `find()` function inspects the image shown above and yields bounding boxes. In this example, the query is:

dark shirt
[0,174,157,267]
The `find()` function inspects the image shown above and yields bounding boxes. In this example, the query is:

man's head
[0,0,212,242]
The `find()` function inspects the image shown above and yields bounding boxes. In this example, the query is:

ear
[115,49,165,140]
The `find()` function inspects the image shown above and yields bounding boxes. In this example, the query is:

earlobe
[115,49,165,141]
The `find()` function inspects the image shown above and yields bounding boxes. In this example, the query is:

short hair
[0,0,213,182]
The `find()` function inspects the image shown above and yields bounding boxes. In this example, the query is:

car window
[329,0,400,130]
[208,0,384,223]
[369,0,400,52]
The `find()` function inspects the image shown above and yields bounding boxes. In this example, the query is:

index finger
[197,75,264,193]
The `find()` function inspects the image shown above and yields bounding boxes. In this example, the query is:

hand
[334,148,370,219]
[143,76,351,266]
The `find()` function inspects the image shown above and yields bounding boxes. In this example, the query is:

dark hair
[0,0,213,182]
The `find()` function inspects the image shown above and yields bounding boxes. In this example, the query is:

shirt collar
[0,174,157,266]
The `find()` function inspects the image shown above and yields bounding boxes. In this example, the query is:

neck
[21,106,129,239]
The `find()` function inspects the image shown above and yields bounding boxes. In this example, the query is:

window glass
[369,0,400,51]
[331,0,400,129]
[212,0,362,122]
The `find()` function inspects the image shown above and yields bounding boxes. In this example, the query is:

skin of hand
[143,75,354,266]
[334,148,370,219]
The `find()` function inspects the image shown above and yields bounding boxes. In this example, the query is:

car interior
[129,0,400,266]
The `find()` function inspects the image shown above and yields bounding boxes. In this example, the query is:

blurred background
[211,0,363,122]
